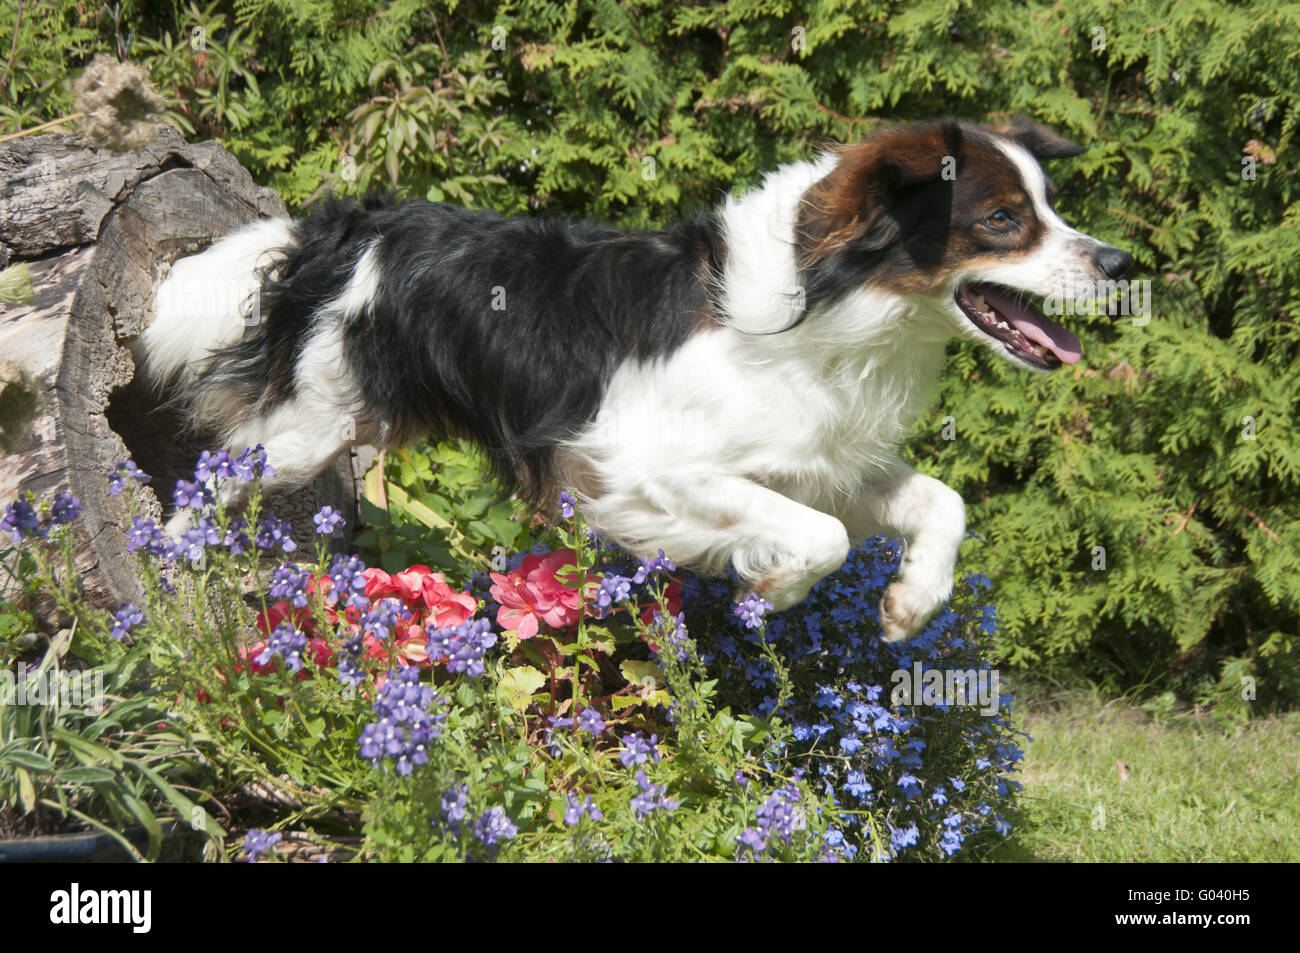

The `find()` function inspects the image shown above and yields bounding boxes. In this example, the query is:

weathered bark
[0,127,372,611]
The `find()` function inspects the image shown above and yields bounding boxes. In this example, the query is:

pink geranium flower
[489,549,584,638]
[360,565,478,666]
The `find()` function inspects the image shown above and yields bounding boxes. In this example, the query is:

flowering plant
[2,439,1021,863]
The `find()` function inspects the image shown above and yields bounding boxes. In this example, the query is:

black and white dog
[143,117,1133,641]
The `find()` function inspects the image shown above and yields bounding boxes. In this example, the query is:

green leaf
[56,766,118,784]
[4,749,55,772]
[620,660,662,692]
[113,790,163,861]
[302,716,327,746]
[581,625,617,655]
[127,760,226,839]
[380,547,409,574]
[359,497,392,528]
[52,728,125,768]
[16,767,36,814]
[497,665,547,713]
[387,483,453,530]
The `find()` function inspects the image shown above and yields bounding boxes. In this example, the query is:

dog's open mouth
[955,283,1081,369]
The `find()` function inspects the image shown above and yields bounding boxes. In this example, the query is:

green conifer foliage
[4,0,1296,710]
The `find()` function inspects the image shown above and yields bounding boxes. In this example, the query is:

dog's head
[796,117,1133,369]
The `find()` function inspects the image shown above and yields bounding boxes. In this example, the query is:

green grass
[990,688,1300,862]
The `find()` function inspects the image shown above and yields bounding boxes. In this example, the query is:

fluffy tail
[138,217,294,432]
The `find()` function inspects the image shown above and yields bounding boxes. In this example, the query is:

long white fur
[142,218,294,389]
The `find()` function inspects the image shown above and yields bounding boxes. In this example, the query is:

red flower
[307,637,335,669]
[239,563,477,680]
[639,578,683,627]
[361,565,477,667]
[256,598,314,637]
[489,549,584,638]
[236,641,275,675]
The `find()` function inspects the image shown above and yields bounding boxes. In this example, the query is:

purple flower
[426,617,497,677]
[938,817,965,856]
[327,553,368,608]
[1,499,43,542]
[896,773,922,799]
[619,732,660,768]
[107,460,151,495]
[177,525,212,563]
[541,715,575,758]
[223,517,252,555]
[632,549,676,583]
[195,450,236,482]
[256,622,309,672]
[440,784,469,832]
[734,592,773,630]
[172,479,215,511]
[243,829,281,862]
[110,603,144,641]
[563,793,602,826]
[737,826,767,854]
[844,771,872,799]
[357,667,445,775]
[337,654,364,688]
[268,563,310,608]
[890,822,920,851]
[254,517,297,553]
[474,806,518,847]
[558,491,576,519]
[649,611,688,659]
[124,516,175,560]
[595,573,632,613]
[50,492,81,525]
[629,770,679,819]
[754,784,806,846]
[234,445,275,481]
[577,706,605,736]
[313,505,345,537]
[362,598,410,641]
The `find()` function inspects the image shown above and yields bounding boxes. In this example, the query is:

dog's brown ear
[993,115,1086,160]
[797,120,963,262]
[871,119,965,186]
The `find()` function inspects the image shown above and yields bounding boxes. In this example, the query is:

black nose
[1094,245,1134,280]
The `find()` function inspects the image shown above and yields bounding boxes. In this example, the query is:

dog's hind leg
[163,322,373,540]
[161,402,362,540]
[163,396,366,540]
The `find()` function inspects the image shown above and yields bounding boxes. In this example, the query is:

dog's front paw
[878,581,940,643]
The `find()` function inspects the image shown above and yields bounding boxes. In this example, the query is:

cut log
[0,127,373,612]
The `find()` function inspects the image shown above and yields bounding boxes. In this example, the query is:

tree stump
[0,127,373,611]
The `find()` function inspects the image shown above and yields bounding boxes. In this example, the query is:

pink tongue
[979,286,1082,365]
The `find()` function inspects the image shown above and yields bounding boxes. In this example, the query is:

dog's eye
[985,210,1015,229]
